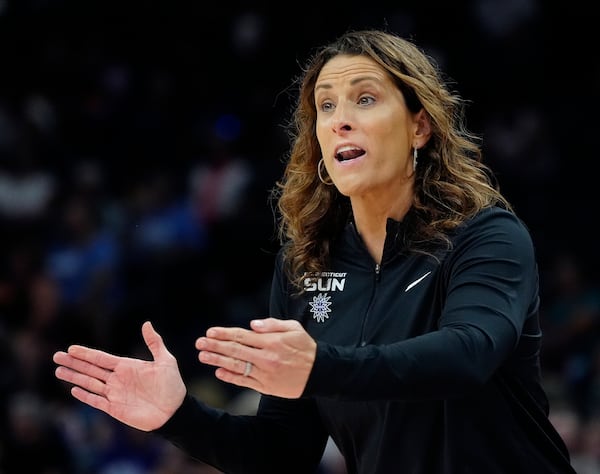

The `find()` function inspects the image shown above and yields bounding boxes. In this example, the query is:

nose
[331,104,353,134]
[333,122,352,133]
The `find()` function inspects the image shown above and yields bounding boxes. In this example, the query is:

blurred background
[0,0,598,473]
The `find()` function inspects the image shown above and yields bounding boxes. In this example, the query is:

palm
[101,356,183,430]
[54,321,186,432]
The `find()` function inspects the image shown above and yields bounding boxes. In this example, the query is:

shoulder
[449,206,537,263]
[459,206,532,241]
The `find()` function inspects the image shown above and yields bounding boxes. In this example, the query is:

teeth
[336,145,359,154]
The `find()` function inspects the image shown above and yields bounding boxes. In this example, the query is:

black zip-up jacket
[156,206,576,473]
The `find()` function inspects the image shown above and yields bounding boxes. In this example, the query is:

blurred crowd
[0,1,598,473]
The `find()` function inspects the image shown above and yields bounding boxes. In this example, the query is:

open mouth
[335,146,365,161]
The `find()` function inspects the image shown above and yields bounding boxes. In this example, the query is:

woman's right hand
[53,321,186,432]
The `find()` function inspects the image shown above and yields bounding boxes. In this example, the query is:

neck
[351,193,412,264]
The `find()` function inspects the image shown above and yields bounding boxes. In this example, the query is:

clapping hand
[53,321,186,432]
[196,317,317,398]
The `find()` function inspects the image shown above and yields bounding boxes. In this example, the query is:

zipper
[359,262,381,346]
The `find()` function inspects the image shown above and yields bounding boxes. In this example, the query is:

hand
[53,321,186,432]
[196,318,316,398]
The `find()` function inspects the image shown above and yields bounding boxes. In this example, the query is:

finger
[55,365,109,396]
[199,348,257,376]
[141,321,171,361]
[250,317,301,333]
[53,351,113,382]
[213,365,262,390]
[70,386,111,413]
[205,326,252,343]
[62,345,121,372]
[201,326,266,350]
[197,337,242,358]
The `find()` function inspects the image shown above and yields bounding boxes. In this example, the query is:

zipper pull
[375,263,381,281]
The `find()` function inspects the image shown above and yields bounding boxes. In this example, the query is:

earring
[318,158,334,185]
[413,146,418,173]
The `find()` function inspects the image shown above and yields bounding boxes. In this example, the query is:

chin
[334,183,363,198]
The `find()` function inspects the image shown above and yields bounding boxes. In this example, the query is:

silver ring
[243,361,252,377]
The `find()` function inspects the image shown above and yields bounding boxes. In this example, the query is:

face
[314,54,422,201]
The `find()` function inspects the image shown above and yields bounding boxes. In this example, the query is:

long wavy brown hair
[271,29,512,290]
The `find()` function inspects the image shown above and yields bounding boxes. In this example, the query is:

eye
[358,95,375,106]
[320,100,335,113]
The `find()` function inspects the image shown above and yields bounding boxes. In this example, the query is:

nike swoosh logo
[405,271,432,292]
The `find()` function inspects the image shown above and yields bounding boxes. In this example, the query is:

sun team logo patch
[309,293,332,322]
[303,272,346,323]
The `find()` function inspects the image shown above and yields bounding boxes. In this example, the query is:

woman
[53,29,576,473]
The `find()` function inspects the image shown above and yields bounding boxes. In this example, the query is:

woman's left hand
[195,318,316,398]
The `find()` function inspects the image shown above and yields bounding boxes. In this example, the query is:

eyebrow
[314,75,381,92]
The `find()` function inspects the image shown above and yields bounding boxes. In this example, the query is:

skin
[53,321,186,431]
[314,54,431,262]
[52,54,432,427]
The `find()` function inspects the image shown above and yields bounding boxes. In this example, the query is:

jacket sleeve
[303,209,540,400]
[154,392,328,473]
[153,250,329,473]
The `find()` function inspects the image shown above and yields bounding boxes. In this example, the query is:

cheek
[315,124,330,154]
[379,118,411,153]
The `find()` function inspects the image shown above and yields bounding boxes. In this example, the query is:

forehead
[315,54,389,87]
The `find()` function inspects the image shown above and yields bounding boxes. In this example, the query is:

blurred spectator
[6,273,67,398]
[0,103,57,224]
[481,104,560,249]
[541,252,600,420]
[68,158,126,239]
[189,137,254,229]
[0,102,58,334]
[0,239,43,331]
[550,406,600,474]
[92,422,166,474]
[52,400,187,474]
[125,171,206,261]
[112,169,210,369]
[153,442,223,474]
[0,390,75,474]
[43,193,122,348]
[0,154,56,220]
[576,415,600,473]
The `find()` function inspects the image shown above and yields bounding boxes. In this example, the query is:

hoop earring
[318,158,333,185]
[413,146,418,173]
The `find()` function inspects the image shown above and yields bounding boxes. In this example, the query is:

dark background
[0,1,598,473]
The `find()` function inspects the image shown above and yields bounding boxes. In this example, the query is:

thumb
[141,321,170,361]
[250,317,301,333]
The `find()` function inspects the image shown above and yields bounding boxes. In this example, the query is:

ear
[413,109,432,147]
